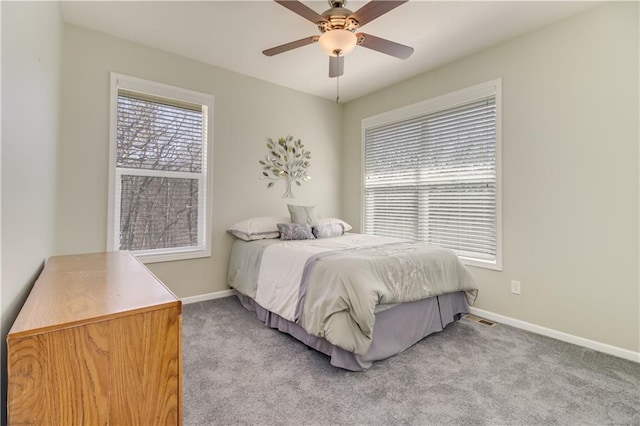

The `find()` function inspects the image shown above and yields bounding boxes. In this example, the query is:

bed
[226,218,478,371]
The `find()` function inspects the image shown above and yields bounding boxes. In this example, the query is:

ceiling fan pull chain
[336,51,341,103]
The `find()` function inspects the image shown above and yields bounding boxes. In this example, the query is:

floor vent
[464,314,497,327]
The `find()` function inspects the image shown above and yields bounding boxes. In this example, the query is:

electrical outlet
[511,280,521,295]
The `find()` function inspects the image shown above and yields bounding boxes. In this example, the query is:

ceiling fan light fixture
[319,29,357,57]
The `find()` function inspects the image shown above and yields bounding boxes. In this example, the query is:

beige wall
[1,1,63,421]
[342,2,639,353]
[3,2,637,379]
[57,25,343,298]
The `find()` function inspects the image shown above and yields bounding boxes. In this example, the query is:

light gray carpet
[183,297,640,425]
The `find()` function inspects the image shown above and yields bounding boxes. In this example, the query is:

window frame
[107,73,214,263]
[360,79,502,271]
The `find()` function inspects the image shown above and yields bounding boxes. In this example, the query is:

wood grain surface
[7,251,183,425]
[109,307,181,425]
[8,251,180,338]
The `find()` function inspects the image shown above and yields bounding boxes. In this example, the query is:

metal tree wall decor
[259,136,311,198]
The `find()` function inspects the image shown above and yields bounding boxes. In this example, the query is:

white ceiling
[61,1,599,103]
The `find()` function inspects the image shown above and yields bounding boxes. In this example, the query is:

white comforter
[255,234,404,322]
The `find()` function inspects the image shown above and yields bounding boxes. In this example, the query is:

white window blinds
[117,91,204,173]
[364,91,499,267]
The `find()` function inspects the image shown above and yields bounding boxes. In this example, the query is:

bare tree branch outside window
[116,93,204,251]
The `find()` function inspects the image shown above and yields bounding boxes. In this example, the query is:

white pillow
[227,216,291,241]
[316,217,352,232]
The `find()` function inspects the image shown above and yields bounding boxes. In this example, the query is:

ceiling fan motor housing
[318,6,359,33]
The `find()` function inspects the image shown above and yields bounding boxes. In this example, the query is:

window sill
[461,257,502,272]
[132,248,211,264]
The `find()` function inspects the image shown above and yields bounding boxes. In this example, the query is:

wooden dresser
[7,251,183,425]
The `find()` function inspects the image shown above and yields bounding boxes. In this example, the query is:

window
[108,74,213,263]
[362,80,501,270]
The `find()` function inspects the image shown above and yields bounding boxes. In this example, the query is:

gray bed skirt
[236,292,469,371]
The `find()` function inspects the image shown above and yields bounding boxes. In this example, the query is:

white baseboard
[181,289,235,305]
[469,307,640,363]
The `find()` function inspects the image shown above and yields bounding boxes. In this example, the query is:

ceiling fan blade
[356,32,413,59]
[275,1,327,24]
[349,1,407,27]
[263,36,319,56]
[329,55,344,78]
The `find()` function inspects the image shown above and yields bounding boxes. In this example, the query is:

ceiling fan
[263,0,414,78]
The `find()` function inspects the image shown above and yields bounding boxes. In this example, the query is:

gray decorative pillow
[312,223,345,239]
[277,223,316,241]
[287,204,318,225]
